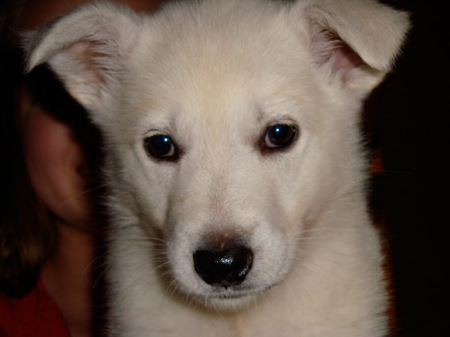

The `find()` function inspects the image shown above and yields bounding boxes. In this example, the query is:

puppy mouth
[206,284,270,300]
[215,290,257,300]
[190,284,273,311]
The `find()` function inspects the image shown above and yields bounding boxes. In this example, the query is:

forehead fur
[123,0,321,119]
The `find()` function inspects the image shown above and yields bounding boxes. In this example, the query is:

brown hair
[0,26,59,296]
[0,15,101,296]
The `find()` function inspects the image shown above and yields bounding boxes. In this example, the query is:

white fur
[25,0,409,336]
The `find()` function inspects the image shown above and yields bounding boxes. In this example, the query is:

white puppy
[25,0,409,336]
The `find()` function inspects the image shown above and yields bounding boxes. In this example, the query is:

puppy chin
[190,286,266,312]
[206,296,255,312]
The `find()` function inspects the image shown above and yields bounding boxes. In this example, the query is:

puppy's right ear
[24,1,144,115]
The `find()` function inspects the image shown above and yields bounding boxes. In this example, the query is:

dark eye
[263,124,297,149]
[144,134,177,160]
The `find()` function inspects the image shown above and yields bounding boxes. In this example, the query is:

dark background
[371,1,447,336]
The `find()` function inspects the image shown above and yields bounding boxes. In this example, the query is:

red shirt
[0,279,70,337]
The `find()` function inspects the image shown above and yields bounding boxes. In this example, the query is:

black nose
[193,245,253,287]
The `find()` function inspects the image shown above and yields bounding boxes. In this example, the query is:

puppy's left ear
[291,0,410,94]
[24,1,144,119]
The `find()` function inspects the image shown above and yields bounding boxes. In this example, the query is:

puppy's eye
[144,134,177,160]
[263,124,297,150]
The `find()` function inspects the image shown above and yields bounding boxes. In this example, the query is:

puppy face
[105,11,365,310]
[25,0,409,311]
[117,12,332,310]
